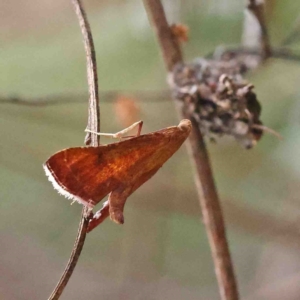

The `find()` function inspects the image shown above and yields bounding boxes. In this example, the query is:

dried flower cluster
[169,57,263,148]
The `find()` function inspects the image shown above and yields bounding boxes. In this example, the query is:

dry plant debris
[169,56,263,148]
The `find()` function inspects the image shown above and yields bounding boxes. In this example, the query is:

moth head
[178,119,192,133]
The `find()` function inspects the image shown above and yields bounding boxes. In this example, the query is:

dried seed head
[169,58,264,148]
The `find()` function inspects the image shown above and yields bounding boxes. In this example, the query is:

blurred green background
[1,0,300,299]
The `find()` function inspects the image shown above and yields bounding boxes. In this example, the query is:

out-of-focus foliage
[1,1,300,299]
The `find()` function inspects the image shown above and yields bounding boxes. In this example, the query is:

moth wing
[43,131,168,205]
[44,122,191,206]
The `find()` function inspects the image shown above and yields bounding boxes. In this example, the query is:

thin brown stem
[48,0,100,299]
[48,207,92,300]
[0,90,170,106]
[143,0,183,70]
[72,0,100,145]
[248,0,272,59]
[205,47,300,62]
[143,0,239,299]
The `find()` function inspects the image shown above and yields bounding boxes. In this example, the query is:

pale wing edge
[43,163,94,208]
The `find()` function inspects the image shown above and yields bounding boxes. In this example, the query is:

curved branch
[72,0,100,145]
[48,208,92,300]
[48,0,100,299]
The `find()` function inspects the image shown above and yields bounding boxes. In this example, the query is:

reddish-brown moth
[44,119,191,232]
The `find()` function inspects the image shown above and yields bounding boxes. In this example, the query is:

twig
[48,0,100,299]
[248,0,272,59]
[205,47,300,62]
[143,0,183,70]
[143,1,239,299]
[48,208,92,300]
[72,0,100,145]
[0,90,170,106]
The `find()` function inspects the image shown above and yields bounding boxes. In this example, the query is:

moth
[44,119,191,232]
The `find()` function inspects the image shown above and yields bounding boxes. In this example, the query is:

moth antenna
[252,124,283,140]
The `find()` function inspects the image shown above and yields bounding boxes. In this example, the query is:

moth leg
[115,120,143,138]
[87,200,110,233]
[85,120,143,140]
[108,186,132,224]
